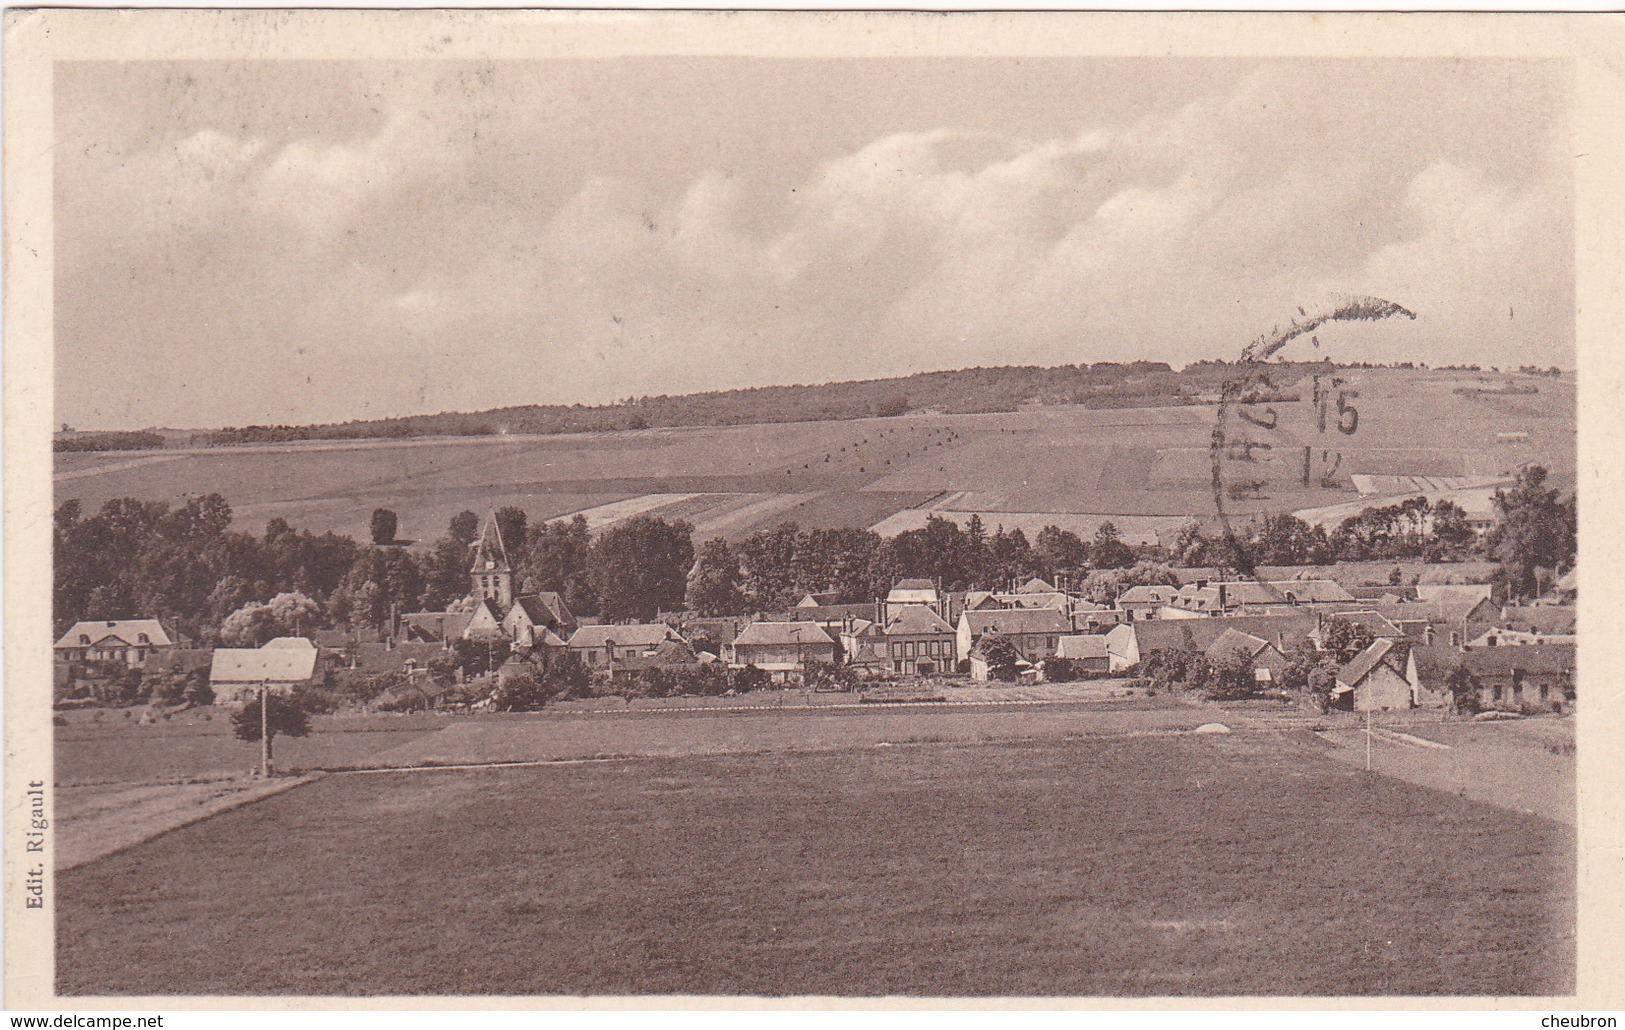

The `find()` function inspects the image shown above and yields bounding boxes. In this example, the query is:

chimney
[1217,583,1227,609]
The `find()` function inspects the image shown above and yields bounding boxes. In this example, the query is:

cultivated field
[54,712,443,786]
[57,732,1575,997]
[52,692,1183,786]
[53,368,1574,543]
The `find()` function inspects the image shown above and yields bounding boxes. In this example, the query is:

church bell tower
[469,512,514,610]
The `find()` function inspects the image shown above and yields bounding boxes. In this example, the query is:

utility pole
[1365,708,1372,773]
[260,679,272,778]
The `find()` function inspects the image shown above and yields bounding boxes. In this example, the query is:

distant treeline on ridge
[61,358,1451,451]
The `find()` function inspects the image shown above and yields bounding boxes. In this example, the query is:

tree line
[52,465,1575,643]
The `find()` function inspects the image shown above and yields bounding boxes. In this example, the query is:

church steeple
[469,512,513,610]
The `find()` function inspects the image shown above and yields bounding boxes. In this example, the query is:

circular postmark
[1208,295,1417,584]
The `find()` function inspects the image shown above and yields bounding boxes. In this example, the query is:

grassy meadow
[56,732,1575,997]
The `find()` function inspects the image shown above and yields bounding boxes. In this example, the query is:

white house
[54,619,179,666]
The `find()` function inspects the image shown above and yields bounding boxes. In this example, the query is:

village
[54,502,1576,729]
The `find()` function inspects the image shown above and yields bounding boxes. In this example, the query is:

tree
[1428,500,1477,560]
[449,636,511,677]
[448,510,481,547]
[158,493,234,545]
[730,664,771,693]
[1206,646,1258,700]
[1090,522,1136,570]
[491,669,558,711]
[1170,518,1209,567]
[590,515,695,622]
[686,537,745,615]
[535,648,590,698]
[1253,514,1322,566]
[219,591,322,645]
[370,508,398,546]
[184,672,216,708]
[519,514,597,615]
[1485,465,1576,600]
[231,691,312,770]
[1445,664,1479,715]
[494,507,528,552]
[737,522,802,611]
[988,526,1036,585]
[1079,561,1176,605]
[1319,616,1375,662]
[1279,640,1322,693]
[979,636,1021,682]
[1035,526,1089,577]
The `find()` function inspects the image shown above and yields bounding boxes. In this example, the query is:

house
[1367,598,1498,646]
[402,513,577,648]
[263,636,316,650]
[729,621,837,674]
[399,610,474,645]
[1203,628,1288,688]
[1071,607,1128,634]
[592,638,701,681]
[796,591,842,608]
[140,648,215,689]
[371,673,456,711]
[1408,643,1574,712]
[840,619,888,670]
[990,578,1071,612]
[54,619,180,666]
[1052,634,1110,674]
[956,608,1070,664]
[463,598,506,640]
[1103,615,1316,673]
[1315,610,1405,645]
[959,590,1003,613]
[674,615,753,658]
[141,643,216,682]
[1551,567,1577,603]
[1404,646,1468,711]
[1414,583,1495,606]
[1164,579,1356,616]
[1116,585,1180,620]
[502,592,576,649]
[885,578,941,621]
[1464,606,1576,648]
[328,641,443,678]
[783,603,882,645]
[568,624,686,671]
[209,642,322,703]
[991,591,1070,612]
[313,627,385,649]
[968,634,1036,682]
[881,605,957,676]
[1332,638,1413,712]
[1346,585,1420,604]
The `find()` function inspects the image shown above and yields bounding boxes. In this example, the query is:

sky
[54,58,1574,430]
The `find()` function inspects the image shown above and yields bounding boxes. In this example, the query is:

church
[400,513,577,650]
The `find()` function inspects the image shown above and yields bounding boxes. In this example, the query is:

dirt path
[56,776,317,870]
[1317,720,1575,826]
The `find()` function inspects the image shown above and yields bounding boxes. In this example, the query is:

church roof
[469,512,512,573]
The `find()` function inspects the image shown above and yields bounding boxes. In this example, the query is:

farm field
[56,733,1575,996]
[53,368,1575,543]
[53,695,1191,786]
[54,713,440,786]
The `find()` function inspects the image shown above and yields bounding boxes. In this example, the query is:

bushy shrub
[731,664,771,693]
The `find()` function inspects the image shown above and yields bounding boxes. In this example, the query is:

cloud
[54,59,1573,428]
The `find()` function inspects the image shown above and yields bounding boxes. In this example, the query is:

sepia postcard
[5,8,1625,1012]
